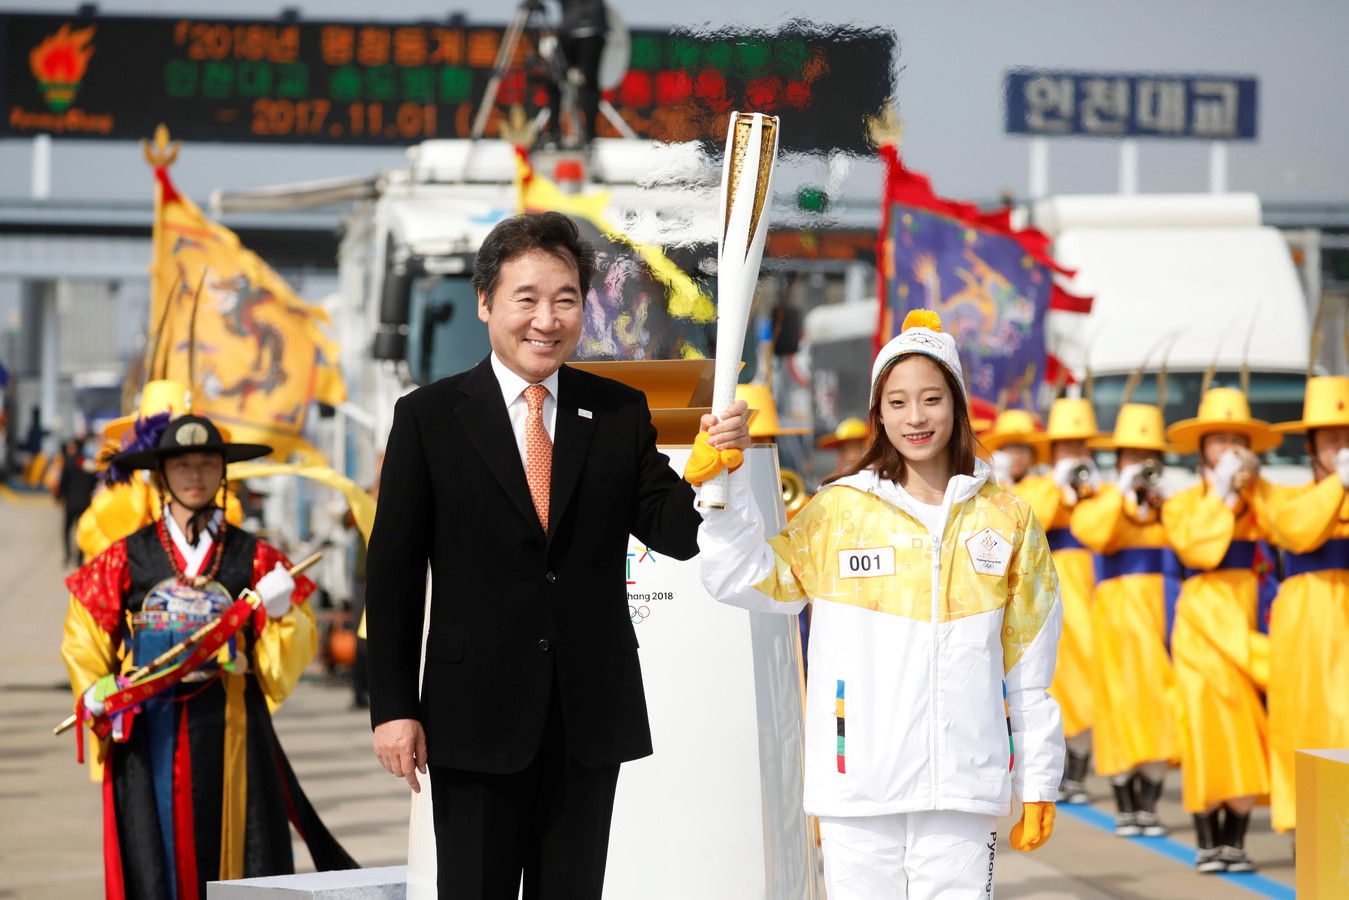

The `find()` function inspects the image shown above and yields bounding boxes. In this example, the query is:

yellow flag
[148,166,344,463]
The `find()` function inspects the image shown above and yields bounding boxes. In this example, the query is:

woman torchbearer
[695,310,1064,900]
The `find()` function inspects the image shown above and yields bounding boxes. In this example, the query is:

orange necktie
[524,384,552,531]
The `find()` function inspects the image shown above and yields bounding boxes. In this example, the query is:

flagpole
[141,124,180,383]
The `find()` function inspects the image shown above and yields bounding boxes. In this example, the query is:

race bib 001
[838,547,896,579]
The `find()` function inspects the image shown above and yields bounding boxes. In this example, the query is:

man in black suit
[366,212,747,899]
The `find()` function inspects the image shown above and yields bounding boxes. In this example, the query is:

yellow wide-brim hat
[1089,403,1179,453]
[103,380,233,443]
[1025,397,1105,447]
[980,409,1046,460]
[736,383,812,437]
[1273,376,1349,433]
[1166,387,1281,453]
[817,416,869,449]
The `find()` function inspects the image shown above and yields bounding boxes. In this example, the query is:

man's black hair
[471,212,597,307]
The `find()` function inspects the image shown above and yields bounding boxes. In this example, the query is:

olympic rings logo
[629,605,651,623]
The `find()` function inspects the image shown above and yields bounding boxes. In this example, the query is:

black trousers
[429,680,620,900]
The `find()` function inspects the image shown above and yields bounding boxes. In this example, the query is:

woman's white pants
[818,810,1000,900]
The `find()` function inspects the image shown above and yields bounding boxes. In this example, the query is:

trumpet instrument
[1132,458,1164,507]
[781,468,809,518]
[1067,462,1095,495]
[1229,445,1259,493]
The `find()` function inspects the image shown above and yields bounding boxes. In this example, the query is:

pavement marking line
[1057,804,1297,900]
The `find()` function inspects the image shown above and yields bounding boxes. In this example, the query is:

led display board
[1,12,894,153]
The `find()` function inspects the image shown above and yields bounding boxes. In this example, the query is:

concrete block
[206,866,407,899]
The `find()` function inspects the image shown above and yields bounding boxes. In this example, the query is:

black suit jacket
[366,358,701,773]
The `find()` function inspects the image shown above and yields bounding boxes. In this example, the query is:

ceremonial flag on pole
[145,131,345,463]
[514,149,715,361]
[876,147,1090,413]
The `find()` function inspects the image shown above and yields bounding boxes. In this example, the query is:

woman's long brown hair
[821,353,981,488]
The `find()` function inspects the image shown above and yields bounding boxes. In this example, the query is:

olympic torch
[698,112,780,509]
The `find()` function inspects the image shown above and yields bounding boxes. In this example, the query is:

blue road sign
[1004,69,1257,140]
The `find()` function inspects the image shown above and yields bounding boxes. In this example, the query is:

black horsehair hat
[110,413,271,472]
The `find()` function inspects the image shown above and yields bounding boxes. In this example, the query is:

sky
[0,0,1344,208]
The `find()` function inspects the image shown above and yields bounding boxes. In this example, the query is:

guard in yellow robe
[1162,387,1280,873]
[1071,403,1181,837]
[1018,397,1104,804]
[1263,375,1349,835]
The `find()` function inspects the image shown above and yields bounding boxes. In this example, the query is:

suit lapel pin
[578,409,593,419]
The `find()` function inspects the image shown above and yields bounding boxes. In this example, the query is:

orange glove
[682,432,745,486]
[1009,801,1055,851]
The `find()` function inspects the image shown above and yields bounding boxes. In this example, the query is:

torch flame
[30,23,96,85]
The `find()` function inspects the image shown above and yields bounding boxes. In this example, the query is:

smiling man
[365,212,747,900]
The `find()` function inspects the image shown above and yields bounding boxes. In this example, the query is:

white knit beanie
[869,309,968,409]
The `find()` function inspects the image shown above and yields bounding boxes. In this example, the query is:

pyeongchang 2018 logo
[31,24,95,112]
[10,23,114,135]
[626,545,668,623]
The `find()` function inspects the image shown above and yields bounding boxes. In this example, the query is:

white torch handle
[699,111,779,509]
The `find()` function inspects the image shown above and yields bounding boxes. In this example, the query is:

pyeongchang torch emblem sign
[9,20,113,135]
[30,23,95,112]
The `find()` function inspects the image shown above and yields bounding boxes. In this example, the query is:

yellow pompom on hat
[1166,387,1281,453]
[817,416,869,449]
[1026,397,1105,447]
[903,308,942,332]
[981,409,1046,458]
[1089,403,1179,453]
[870,308,967,409]
[1272,375,1349,433]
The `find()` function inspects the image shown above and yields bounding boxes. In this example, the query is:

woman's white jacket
[698,459,1064,818]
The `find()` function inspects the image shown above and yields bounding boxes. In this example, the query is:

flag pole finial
[865,100,903,150]
[142,123,179,170]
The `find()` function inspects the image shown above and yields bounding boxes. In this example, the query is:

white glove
[82,682,106,718]
[1336,448,1349,488]
[1116,463,1144,494]
[991,450,1013,487]
[1053,457,1100,505]
[256,562,296,618]
[1208,448,1244,503]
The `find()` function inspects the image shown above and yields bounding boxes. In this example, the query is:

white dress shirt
[489,353,559,471]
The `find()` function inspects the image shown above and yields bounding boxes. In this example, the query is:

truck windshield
[1092,372,1308,467]
[406,274,492,385]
